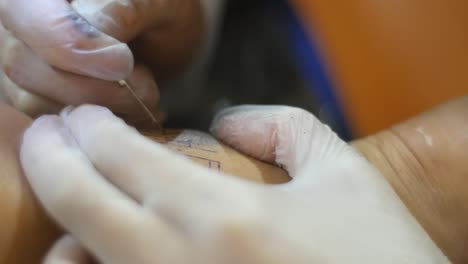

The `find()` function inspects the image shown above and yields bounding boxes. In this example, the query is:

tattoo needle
[118,80,163,132]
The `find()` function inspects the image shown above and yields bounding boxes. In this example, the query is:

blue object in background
[280,1,353,141]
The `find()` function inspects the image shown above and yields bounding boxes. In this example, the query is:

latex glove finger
[72,0,183,41]
[210,105,350,178]
[0,72,62,117]
[1,27,159,120]
[44,235,93,264]
[20,115,174,263]
[0,0,133,80]
[61,105,251,225]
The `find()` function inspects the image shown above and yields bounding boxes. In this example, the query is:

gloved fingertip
[209,106,245,136]
[27,115,62,133]
[21,115,76,170]
[209,105,264,140]
[64,105,115,129]
[60,106,75,119]
[208,112,230,141]
[210,105,279,163]
[71,43,134,81]
[63,105,130,148]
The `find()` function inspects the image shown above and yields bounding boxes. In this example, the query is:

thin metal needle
[118,80,163,131]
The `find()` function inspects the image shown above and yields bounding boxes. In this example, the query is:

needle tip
[118,80,163,132]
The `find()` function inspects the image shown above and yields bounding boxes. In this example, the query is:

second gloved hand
[20,105,448,263]
[0,0,203,120]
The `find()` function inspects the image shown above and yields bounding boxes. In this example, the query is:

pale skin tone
[0,96,463,263]
[0,0,203,119]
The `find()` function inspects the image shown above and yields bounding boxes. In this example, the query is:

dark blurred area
[167,0,468,139]
[165,0,320,133]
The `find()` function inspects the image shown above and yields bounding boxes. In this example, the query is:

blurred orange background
[290,0,467,136]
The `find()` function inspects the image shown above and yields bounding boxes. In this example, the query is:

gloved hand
[20,104,448,263]
[0,0,203,120]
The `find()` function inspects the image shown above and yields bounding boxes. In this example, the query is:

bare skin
[353,96,468,263]
[0,96,467,262]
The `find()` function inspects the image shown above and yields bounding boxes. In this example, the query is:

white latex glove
[0,0,207,119]
[20,105,449,264]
